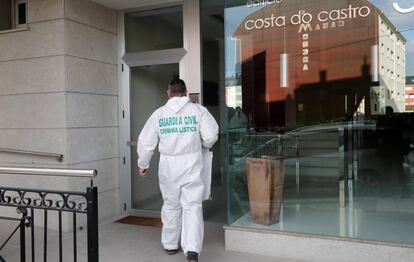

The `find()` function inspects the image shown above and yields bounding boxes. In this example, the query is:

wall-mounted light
[280,53,288,88]
[371,45,379,82]
[280,3,288,88]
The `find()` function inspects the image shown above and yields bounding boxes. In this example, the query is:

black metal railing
[0,167,98,262]
[0,207,29,262]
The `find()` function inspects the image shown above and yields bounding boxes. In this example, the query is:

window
[16,0,27,27]
[125,6,183,53]
[0,0,27,32]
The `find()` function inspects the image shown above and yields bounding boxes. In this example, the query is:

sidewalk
[0,219,304,262]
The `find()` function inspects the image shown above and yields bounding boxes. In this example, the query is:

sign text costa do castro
[244,2,371,31]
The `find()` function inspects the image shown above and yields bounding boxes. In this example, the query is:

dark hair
[168,76,187,94]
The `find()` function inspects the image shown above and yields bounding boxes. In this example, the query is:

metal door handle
[127,141,137,147]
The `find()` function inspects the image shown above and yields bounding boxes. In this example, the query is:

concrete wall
[0,0,119,229]
[0,0,67,180]
[0,0,67,228]
[63,0,119,224]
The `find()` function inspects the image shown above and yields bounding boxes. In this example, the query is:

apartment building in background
[406,76,414,111]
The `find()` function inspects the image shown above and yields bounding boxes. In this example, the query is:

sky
[225,4,260,77]
[370,0,414,76]
[225,0,414,77]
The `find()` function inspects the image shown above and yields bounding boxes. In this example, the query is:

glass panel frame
[225,0,414,245]
[118,0,202,217]
[125,5,184,53]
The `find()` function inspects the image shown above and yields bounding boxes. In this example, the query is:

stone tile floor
[0,218,304,262]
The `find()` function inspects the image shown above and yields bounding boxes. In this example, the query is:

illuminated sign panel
[227,0,410,127]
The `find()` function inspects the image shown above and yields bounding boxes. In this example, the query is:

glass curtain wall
[225,0,414,244]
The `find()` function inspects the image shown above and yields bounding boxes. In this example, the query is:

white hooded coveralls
[137,96,219,254]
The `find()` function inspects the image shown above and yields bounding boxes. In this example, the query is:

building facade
[406,76,414,111]
[0,0,119,230]
[376,14,407,114]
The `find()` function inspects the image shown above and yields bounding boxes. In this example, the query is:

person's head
[167,77,187,98]
[385,106,394,116]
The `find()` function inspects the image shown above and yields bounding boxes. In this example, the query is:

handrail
[242,120,377,158]
[281,120,376,139]
[127,140,137,147]
[0,185,99,261]
[0,147,63,162]
[0,167,97,178]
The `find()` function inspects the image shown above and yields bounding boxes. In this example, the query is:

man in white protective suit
[137,77,219,262]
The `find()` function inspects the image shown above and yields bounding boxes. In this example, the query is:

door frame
[117,0,202,217]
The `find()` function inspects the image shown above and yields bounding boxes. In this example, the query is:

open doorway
[130,64,179,211]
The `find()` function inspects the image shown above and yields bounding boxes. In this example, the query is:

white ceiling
[92,0,182,10]
[92,0,224,10]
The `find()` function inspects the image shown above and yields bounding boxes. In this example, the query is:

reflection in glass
[225,0,414,245]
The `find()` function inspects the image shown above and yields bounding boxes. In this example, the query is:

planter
[245,156,285,225]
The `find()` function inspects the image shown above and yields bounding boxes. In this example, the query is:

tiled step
[285,157,341,168]
[285,166,339,178]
